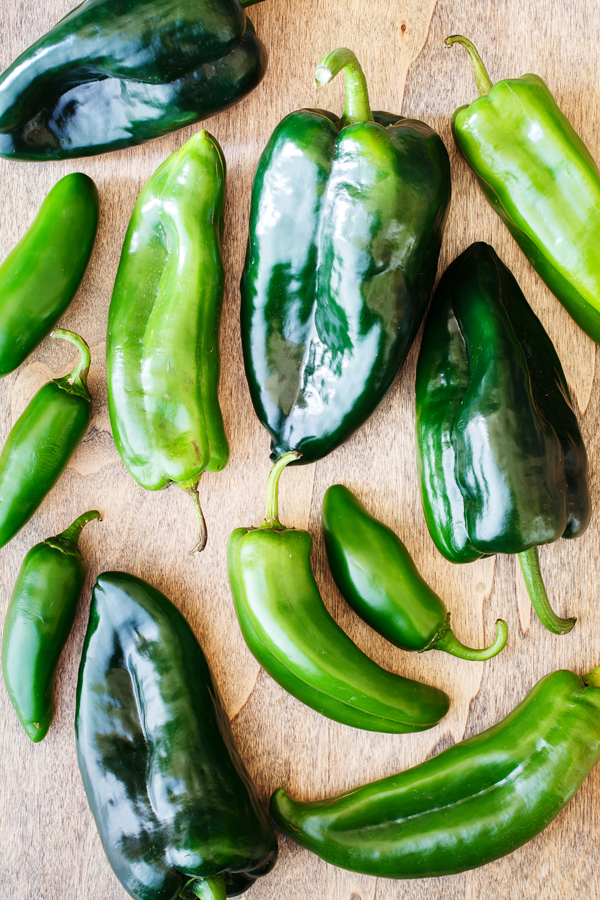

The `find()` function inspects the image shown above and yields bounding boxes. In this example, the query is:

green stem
[518,547,576,635]
[260,451,301,529]
[239,0,266,7]
[45,509,102,556]
[184,481,207,554]
[185,875,227,900]
[433,616,508,661]
[445,35,493,96]
[584,666,600,688]
[315,47,373,127]
[51,328,92,400]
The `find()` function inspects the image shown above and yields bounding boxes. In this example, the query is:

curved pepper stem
[184,481,208,555]
[183,875,226,900]
[518,546,576,634]
[432,616,508,661]
[260,450,302,529]
[315,47,373,128]
[445,35,493,96]
[45,509,102,556]
[584,665,600,688]
[51,328,92,400]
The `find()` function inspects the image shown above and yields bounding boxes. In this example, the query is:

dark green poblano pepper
[241,47,451,464]
[415,242,590,634]
[76,572,278,900]
[0,0,268,161]
[271,664,600,878]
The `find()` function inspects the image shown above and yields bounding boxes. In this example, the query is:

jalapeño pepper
[271,664,600,878]
[2,510,101,742]
[415,243,590,634]
[0,173,98,376]
[0,329,93,549]
[448,35,600,345]
[76,572,278,899]
[227,453,450,734]
[322,484,508,660]
[241,47,451,464]
[0,0,268,161]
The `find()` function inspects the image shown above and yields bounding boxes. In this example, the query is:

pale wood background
[1,0,600,897]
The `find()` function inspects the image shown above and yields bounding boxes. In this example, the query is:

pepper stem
[584,666,600,688]
[260,451,302,529]
[432,616,508,661]
[315,48,373,128]
[445,35,493,96]
[185,875,227,900]
[239,0,266,6]
[183,481,207,554]
[51,328,92,400]
[45,509,102,556]
[518,547,576,635]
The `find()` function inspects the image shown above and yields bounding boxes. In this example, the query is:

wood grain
[1,0,600,897]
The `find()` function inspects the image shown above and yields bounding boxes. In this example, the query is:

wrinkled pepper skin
[241,48,451,464]
[227,453,450,734]
[107,130,229,553]
[76,572,278,900]
[271,665,600,878]
[0,330,92,549]
[2,510,100,742]
[0,0,267,161]
[322,484,508,660]
[415,243,590,633]
[0,174,98,376]
[448,35,600,345]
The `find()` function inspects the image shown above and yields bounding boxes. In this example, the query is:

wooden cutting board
[1,0,599,897]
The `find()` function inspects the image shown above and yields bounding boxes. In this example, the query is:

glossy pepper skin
[271,664,600,878]
[76,571,278,900]
[227,452,450,734]
[0,174,98,376]
[0,329,93,549]
[447,35,600,345]
[415,243,590,634]
[0,0,267,161]
[107,130,229,553]
[241,48,451,464]
[2,510,101,742]
[322,484,508,660]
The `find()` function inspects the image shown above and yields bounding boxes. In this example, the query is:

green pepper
[107,130,229,553]
[322,484,508,660]
[2,510,101,742]
[447,35,600,345]
[76,571,278,900]
[0,329,93,549]
[240,47,451,464]
[415,243,590,635]
[271,663,600,878]
[227,452,450,734]
[0,0,267,161]
[0,173,98,375]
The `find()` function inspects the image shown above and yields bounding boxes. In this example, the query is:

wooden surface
[1,0,600,897]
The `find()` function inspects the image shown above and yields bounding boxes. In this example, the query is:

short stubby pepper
[415,243,590,634]
[447,35,600,345]
[0,329,93,549]
[322,484,508,660]
[76,572,278,900]
[241,47,451,464]
[2,510,101,742]
[107,130,229,553]
[271,664,600,878]
[0,174,98,376]
[0,0,268,161]
[227,453,450,734]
